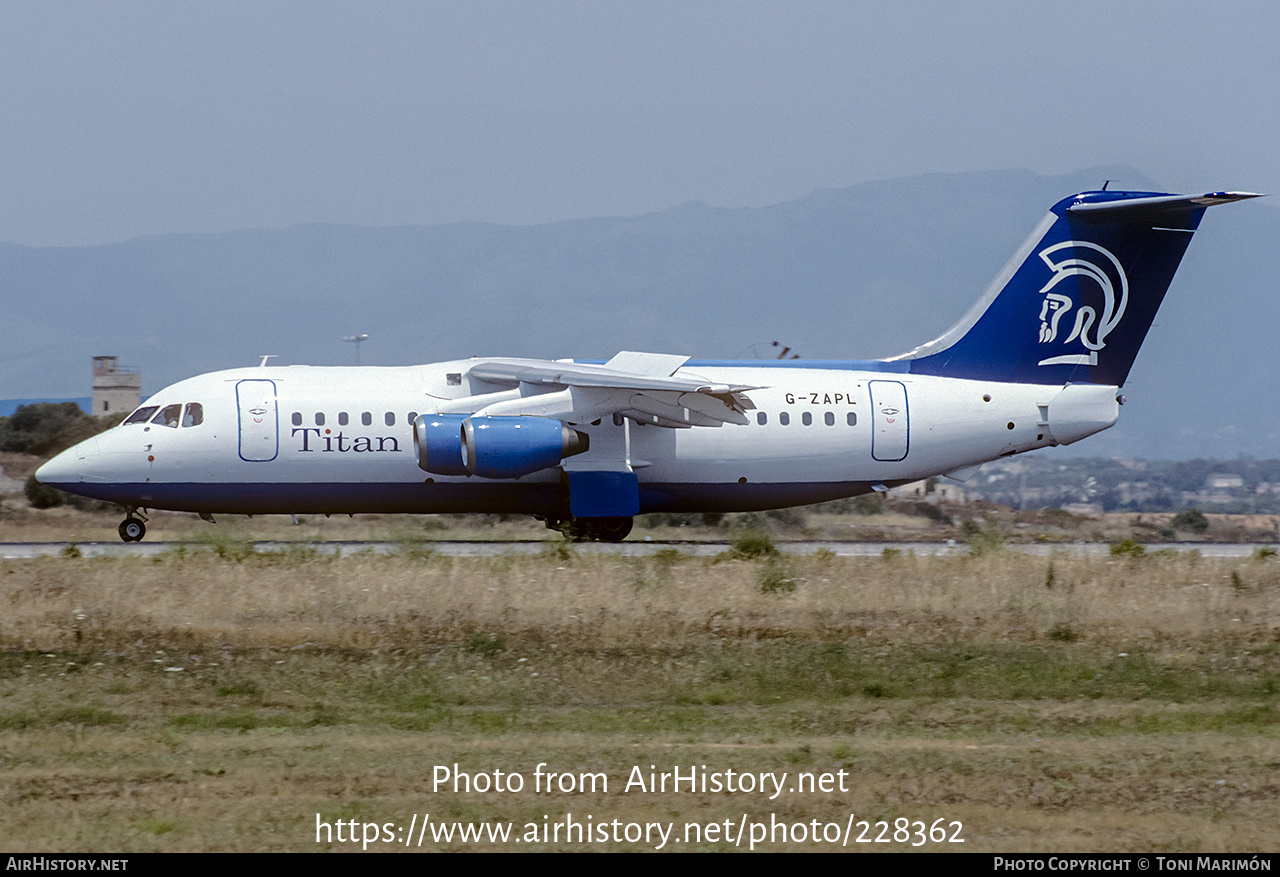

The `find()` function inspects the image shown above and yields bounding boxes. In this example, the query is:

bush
[24,474,63,509]
[757,559,797,593]
[541,540,574,561]
[730,530,779,559]
[910,502,949,523]
[0,403,112,456]
[1110,538,1145,558]
[961,520,1006,555]
[1170,508,1210,534]
[199,530,256,562]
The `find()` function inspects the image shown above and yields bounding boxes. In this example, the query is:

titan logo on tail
[1036,240,1129,368]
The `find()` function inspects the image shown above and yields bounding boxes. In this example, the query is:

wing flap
[451,353,760,428]
[469,354,724,393]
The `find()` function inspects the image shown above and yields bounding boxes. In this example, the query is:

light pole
[342,334,369,365]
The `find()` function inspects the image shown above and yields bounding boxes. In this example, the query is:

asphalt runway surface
[1,540,1273,559]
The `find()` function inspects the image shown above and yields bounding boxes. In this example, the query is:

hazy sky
[2,2,1276,246]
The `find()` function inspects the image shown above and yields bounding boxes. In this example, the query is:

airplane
[36,188,1259,543]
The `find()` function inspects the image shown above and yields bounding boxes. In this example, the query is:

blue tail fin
[892,190,1260,386]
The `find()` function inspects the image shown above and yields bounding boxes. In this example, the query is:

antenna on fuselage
[771,340,800,360]
[735,341,801,360]
[258,355,277,367]
[343,333,369,365]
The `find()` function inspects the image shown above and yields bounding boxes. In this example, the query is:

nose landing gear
[118,511,147,542]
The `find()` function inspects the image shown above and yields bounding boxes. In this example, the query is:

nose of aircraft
[35,438,96,486]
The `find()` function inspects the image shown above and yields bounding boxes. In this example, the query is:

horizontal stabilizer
[1067,191,1262,217]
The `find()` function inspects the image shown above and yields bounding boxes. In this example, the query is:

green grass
[8,637,1272,740]
[3,549,1279,851]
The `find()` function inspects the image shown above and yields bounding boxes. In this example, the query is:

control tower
[91,356,141,416]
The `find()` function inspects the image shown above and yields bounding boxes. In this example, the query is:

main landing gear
[546,516,634,543]
[118,511,147,542]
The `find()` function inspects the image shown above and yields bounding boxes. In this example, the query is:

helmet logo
[1035,240,1129,367]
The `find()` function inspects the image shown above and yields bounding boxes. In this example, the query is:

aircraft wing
[437,351,761,428]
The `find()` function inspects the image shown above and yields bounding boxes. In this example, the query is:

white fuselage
[38,361,1120,517]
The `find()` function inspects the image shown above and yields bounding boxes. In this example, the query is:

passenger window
[802,412,813,426]
[338,412,349,426]
[361,412,372,426]
[124,406,159,425]
[756,412,767,426]
[315,412,325,426]
[385,412,395,427]
[291,412,302,426]
[779,412,790,426]
[152,404,183,428]
[407,411,418,423]
[182,403,204,427]
[825,412,835,426]
[847,412,857,426]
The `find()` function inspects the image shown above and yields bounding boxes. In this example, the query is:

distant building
[1204,473,1245,491]
[1200,472,1246,505]
[1116,480,1159,505]
[1061,502,1103,515]
[887,479,966,504]
[91,356,141,416]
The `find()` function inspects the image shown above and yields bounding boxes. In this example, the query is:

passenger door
[236,379,279,462]
[869,380,909,462]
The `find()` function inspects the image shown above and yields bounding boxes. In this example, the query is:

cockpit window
[151,404,183,428]
[124,406,159,425]
[182,403,204,427]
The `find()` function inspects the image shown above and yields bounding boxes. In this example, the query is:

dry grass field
[1,541,1278,852]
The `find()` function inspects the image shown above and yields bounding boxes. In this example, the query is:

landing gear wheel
[564,516,633,543]
[119,518,146,543]
[590,516,633,543]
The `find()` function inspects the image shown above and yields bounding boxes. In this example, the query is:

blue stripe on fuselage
[40,478,898,516]
[582,358,910,372]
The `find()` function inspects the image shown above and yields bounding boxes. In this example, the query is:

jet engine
[415,414,589,478]
[414,414,470,476]
[462,416,589,478]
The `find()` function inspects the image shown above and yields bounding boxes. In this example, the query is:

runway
[1,540,1273,559]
